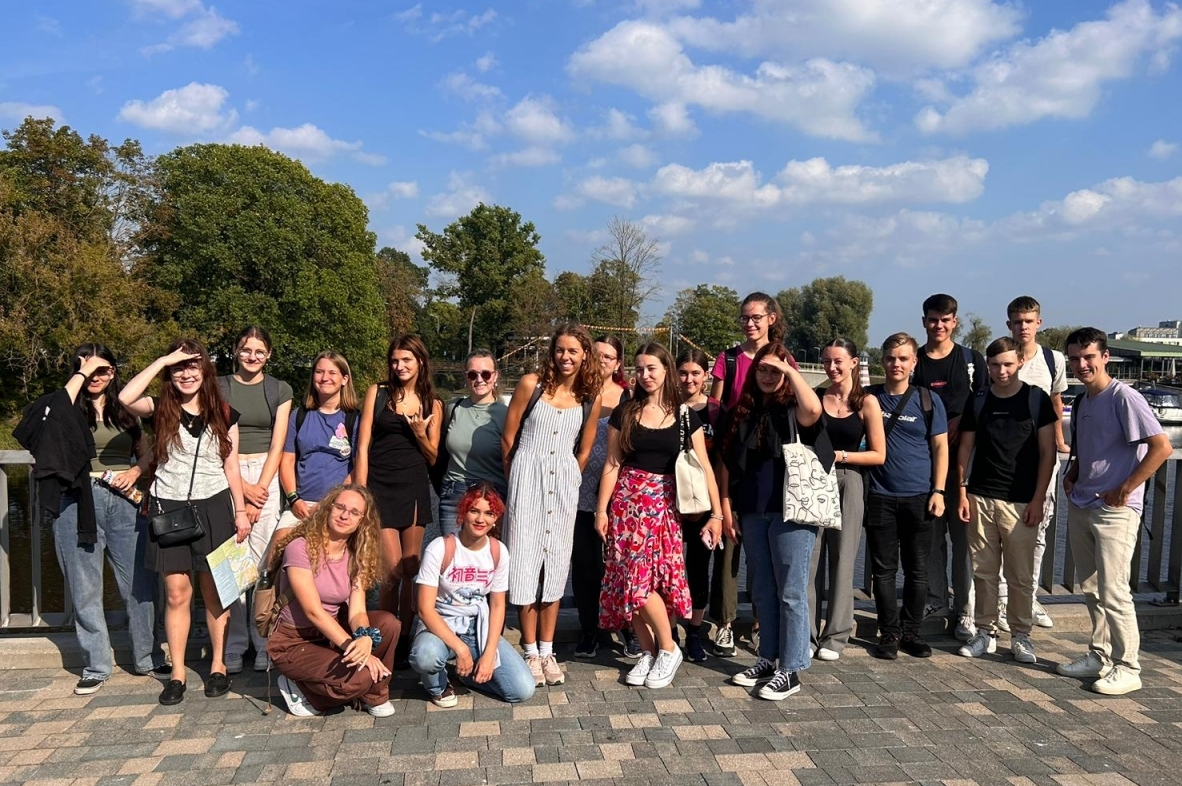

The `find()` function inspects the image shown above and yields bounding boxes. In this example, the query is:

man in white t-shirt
[1002,296,1070,631]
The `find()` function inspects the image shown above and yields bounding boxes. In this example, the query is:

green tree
[508,269,558,342]
[586,216,662,333]
[136,143,385,386]
[416,204,545,355]
[962,312,993,353]
[553,270,593,324]
[1037,325,1082,352]
[664,284,742,356]
[375,246,429,338]
[777,276,874,359]
[0,118,163,414]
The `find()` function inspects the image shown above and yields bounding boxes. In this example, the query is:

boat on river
[1140,388,1182,425]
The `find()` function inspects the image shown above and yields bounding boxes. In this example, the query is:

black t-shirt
[913,344,987,421]
[609,405,702,475]
[961,383,1057,503]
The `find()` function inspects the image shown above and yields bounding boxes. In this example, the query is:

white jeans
[225,455,281,661]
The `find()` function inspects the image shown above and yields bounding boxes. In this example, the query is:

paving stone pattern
[2,629,1182,786]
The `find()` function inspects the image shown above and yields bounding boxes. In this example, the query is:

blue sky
[3,0,1180,345]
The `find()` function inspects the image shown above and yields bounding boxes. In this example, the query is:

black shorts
[145,488,235,574]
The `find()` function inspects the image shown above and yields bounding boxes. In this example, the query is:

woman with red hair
[409,482,536,706]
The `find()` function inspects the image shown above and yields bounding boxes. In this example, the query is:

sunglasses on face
[467,370,494,382]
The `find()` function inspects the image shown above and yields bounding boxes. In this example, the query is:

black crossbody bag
[149,429,207,547]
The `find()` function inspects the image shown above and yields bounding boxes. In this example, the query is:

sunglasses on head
[466,370,494,382]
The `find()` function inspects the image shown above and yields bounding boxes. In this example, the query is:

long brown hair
[742,291,786,346]
[823,338,866,414]
[616,342,682,456]
[721,343,796,456]
[386,334,438,416]
[539,324,602,403]
[153,338,232,467]
[271,484,384,590]
[302,351,360,411]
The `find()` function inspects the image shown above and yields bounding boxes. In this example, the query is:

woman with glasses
[709,291,798,657]
[356,334,442,666]
[435,350,509,537]
[267,484,399,717]
[572,335,636,660]
[219,326,294,675]
[48,344,165,696]
[120,339,250,705]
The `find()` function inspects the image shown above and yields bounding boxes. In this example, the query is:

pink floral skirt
[598,467,692,630]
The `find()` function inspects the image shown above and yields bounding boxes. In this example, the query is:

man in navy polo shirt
[866,333,949,660]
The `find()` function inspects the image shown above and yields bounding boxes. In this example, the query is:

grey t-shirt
[443,398,508,488]
[1069,380,1164,513]
[91,419,136,473]
[225,376,293,455]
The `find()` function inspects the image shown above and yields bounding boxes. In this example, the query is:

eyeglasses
[740,314,767,325]
[238,349,270,359]
[597,353,618,364]
[169,361,202,376]
[330,502,364,519]
[466,370,494,382]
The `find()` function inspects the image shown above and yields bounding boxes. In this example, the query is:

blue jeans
[409,619,536,703]
[53,483,159,679]
[437,481,464,537]
[741,512,816,673]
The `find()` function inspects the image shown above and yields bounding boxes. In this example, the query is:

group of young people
[30,290,1171,719]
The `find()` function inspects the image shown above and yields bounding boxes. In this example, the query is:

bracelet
[595,510,607,516]
[931,489,946,495]
[353,626,382,646]
[709,513,723,521]
[71,371,87,381]
[285,490,300,504]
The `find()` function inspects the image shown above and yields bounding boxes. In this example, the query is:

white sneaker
[996,600,1011,633]
[1033,601,1054,629]
[955,614,976,642]
[816,647,840,662]
[277,674,321,717]
[625,652,655,686]
[644,648,683,689]
[957,630,997,658]
[1011,634,1037,664]
[365,700,396,717]
[1057,651,1110,678]
[1091,665,1142,696]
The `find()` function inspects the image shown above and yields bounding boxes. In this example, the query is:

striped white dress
[505,400,584,605]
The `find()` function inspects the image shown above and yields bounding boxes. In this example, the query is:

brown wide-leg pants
[268,610,400,712]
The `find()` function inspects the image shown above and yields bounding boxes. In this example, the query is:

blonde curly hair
[272,484,385,590]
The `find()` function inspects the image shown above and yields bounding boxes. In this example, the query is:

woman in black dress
[356,334,442,663]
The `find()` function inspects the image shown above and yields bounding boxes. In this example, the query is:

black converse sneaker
[757,670,801,701]
[730,657,776,687]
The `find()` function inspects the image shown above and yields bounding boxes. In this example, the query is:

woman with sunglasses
[435,350,509,537]
[120,339,250,706]
[219,326,294,675]
[49,344,165,695]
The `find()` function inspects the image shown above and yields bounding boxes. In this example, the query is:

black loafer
[159,680,186,705]
[204,672,231,698]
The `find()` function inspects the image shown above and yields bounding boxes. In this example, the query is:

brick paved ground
[2,628,1182,786]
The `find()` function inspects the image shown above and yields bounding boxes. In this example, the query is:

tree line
[1,116,1076,420]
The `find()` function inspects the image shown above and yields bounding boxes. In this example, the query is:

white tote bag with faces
[782,435,841,530]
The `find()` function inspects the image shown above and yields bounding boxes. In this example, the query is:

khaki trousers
[1067,502,1141,673]
[967,495,1038,635]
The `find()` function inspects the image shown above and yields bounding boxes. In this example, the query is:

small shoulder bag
[148,429,208,547]
[674,404,711,514]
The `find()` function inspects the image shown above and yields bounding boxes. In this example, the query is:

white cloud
[776,155,988,204]
[0,102,64,124]
[378,224,426,260]
[135,0,238,52]
[1149,139,1179,160]
[568,20,877,141]
[1007,175,1182,231]
[475,52,498,72]
[117,82,235,133]
[591,108,644,140]
[576,176,639,207]
[648,102,697,136]
[654,161,780,206]
[553,194,586,210]
[420,111,500,151]
[425,173,492,218]
[442,72,503,102]
[388,181,419,198]
[490,147,562,167]
[398,6,498,41]
[504,96,574,146]
[619,143,658,169]
[229,123,383,165]
[667,0,1022,76]
[636,0,701,14]
[639,213,693,235]
[917,0,1182,135]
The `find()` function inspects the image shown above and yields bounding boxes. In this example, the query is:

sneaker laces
[764,670,793,691]
[742,657,774,678]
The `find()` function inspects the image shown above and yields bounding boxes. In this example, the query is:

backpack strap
[374,384,390,425]
[1041,346,1057,383]
[971,388,988,427]
[344,409,359,451]
[722,346,740,404]
[263,375,281,427]
[918,386,934,439]
[490,538,501,571]
[216,375,231,401]
[1028,383,1042,425]
[509,383,545,459]
[440,534,457,576]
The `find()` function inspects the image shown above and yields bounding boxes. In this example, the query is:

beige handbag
[675,404,711,514]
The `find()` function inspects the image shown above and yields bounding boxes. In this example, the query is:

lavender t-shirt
[278,537,352,628]
[1069,381,1164,514]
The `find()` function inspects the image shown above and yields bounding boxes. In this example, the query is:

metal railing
[3,449,1180,631]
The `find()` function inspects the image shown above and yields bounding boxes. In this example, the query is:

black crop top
[609,405,702,475]
[824,411,865,453]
